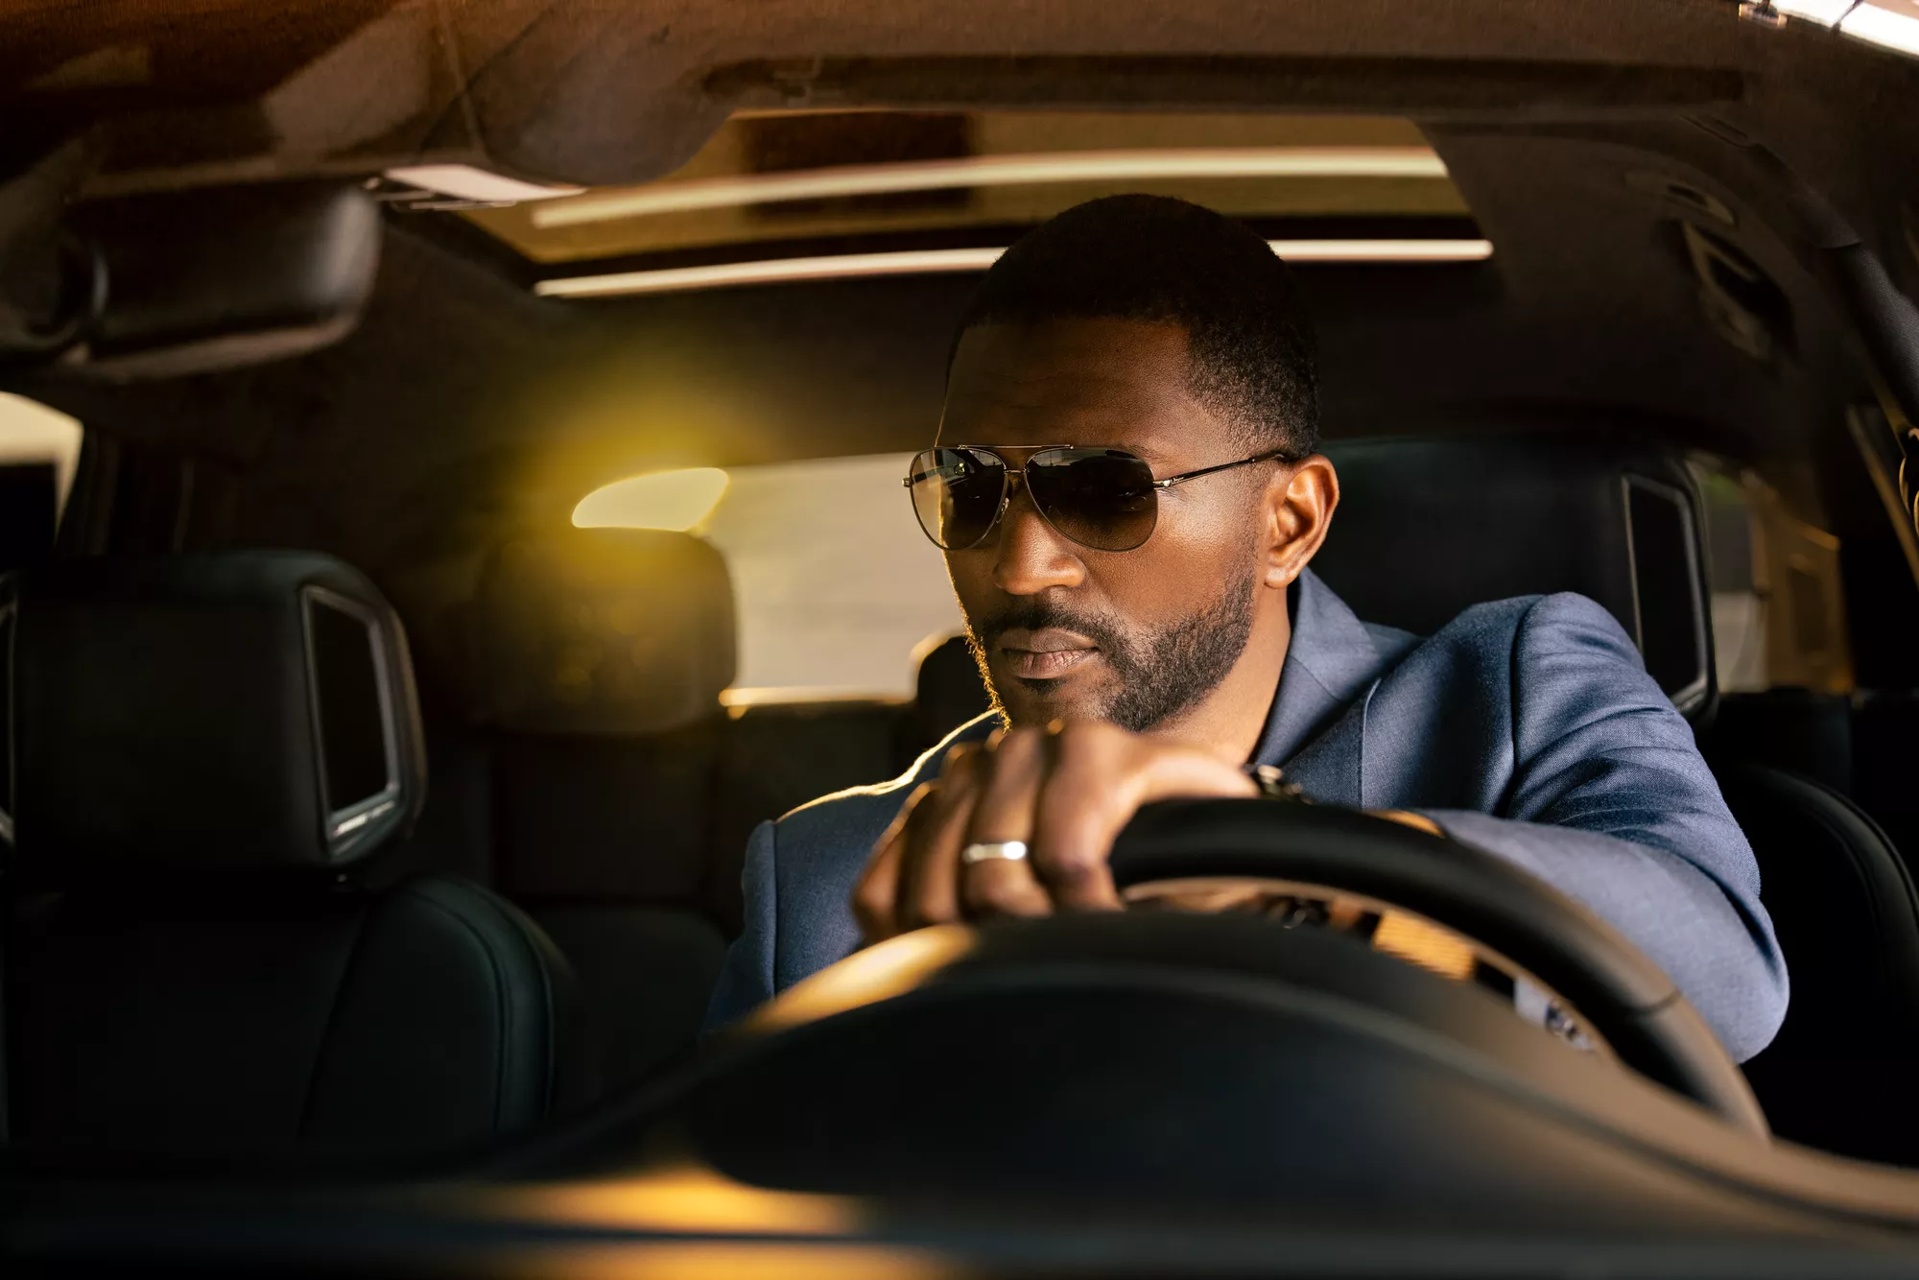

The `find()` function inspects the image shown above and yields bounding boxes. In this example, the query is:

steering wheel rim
[1110,798,1767,1136]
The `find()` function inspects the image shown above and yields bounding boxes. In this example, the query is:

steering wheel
[501,796,1769,1193]
[723,797,1765,1139]
[1101,798,1766,1133]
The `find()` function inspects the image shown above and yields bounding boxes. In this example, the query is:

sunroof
[463,109,1486,294]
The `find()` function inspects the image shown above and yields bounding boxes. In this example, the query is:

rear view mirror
[0,181,379,380]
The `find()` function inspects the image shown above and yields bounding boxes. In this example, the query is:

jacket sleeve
[1421,592,1789,1063]
[703,819,779,1032]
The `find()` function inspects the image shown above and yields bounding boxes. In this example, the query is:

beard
[965,563,1259,734]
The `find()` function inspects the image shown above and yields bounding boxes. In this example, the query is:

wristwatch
[1244,763,1311,803]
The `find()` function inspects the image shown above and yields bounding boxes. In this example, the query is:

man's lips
[995,627,1100,680]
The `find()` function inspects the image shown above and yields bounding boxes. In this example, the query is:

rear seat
[900,632,995,765]
[447,530,738,1089]
[4,551,592,1163]
[706,697,909,935]
[401,527,997,1082]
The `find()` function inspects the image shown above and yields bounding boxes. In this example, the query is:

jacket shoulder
[773,710,1001,840]
[1412,591,1634,657]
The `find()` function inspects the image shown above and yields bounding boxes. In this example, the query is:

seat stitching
[398,881,524,1132]
[293,905,374,1142]
[464,888,563,1114]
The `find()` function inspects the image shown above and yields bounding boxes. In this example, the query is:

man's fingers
[853,782,925,941]
[959,726,1053,920]
[1029,724,1128,912]
[859,725,1263,941]
[1032,726,1259,912]
[898,748,986,931]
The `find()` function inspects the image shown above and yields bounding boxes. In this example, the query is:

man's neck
[1143,592,1293,764]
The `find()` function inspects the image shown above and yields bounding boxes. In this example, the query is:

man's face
[938,317,1274,733]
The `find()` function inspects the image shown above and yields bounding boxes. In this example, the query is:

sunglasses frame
[904,443,1296,552]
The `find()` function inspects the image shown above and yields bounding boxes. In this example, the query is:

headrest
[3,551,426,876]
[911,632,994,748]
[468,530,735,736]
[1314,434,1714,718]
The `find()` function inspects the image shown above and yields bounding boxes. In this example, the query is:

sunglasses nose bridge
[979,465,1033,544]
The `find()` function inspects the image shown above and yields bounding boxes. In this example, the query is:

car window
[699,452,963,702]
[1694,461,1851,694]
[597,450,1849,705]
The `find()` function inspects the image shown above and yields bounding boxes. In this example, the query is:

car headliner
[3,0,1916,640]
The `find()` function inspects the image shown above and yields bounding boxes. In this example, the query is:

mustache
[970,599,1129,655]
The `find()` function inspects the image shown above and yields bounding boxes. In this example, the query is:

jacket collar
[1251,568,1390,798]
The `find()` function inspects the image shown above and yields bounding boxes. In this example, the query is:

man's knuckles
[962,863,1051,917]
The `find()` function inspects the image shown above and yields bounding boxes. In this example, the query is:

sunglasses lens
[1027,449,1158,552]
[908,448,1005,549]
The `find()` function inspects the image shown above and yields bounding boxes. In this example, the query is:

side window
[1693,462,1851,694]
[0,392,82,573]
[700,453,964,701]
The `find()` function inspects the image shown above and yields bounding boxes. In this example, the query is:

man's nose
[991,483,1085,596]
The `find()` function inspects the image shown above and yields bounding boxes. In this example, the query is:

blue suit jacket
[706,569,1789,1061]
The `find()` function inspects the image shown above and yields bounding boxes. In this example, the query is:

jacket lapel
[1253,569,1388,808]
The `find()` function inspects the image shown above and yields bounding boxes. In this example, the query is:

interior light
[536,239,1493,299]
[534,147,1450,228]
[572,467,730,531]
[1840,0,1919,53]
[1769,0,1858,24]
[384,164,584,203]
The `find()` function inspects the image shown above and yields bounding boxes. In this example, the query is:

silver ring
[960,840,1029,866]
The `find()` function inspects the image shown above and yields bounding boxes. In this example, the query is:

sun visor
[2,551,425,877]
[468,530,736,736]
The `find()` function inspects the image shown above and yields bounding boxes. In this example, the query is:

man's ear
[1261,454,1338,589]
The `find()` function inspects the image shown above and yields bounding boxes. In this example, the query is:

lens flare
[572,466,730,531]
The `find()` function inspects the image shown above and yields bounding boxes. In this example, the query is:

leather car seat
[0,551,591,1166]
[1714,763,1919,1164]
[1313,434,1718,716]
[898,632,995,766]
[459,529,736,1092]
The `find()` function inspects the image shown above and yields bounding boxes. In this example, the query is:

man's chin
[991,669,1116,728]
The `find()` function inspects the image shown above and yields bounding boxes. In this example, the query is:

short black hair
[950,194,1319,456]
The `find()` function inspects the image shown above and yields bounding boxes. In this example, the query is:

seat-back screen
[307,595,391,817]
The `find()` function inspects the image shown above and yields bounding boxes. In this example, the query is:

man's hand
[853,721,1259,943]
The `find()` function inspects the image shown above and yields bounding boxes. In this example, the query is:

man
[706,195,1787,1061]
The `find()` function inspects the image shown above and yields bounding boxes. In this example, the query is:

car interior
[7,1,1919,1275]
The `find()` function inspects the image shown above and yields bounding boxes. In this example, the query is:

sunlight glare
[572,466,731,531]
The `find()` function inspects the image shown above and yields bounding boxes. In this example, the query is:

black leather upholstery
[1712,690,1853,796]
[456,530,739,1090]
[13,875,583,1158]
[1718,764,1919,1165]
[905,633,995,759]
[7,551,425,872]
[469,530,736,736]
[2,552,589,1165]
[1316,434,1715,718]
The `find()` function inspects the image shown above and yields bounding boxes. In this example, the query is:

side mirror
[0,181,380,380]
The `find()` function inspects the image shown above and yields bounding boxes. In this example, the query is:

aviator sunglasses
[905,444,1293,553]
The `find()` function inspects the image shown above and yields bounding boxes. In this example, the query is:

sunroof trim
[535,238,1494,298]
[533,146,1448,228]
